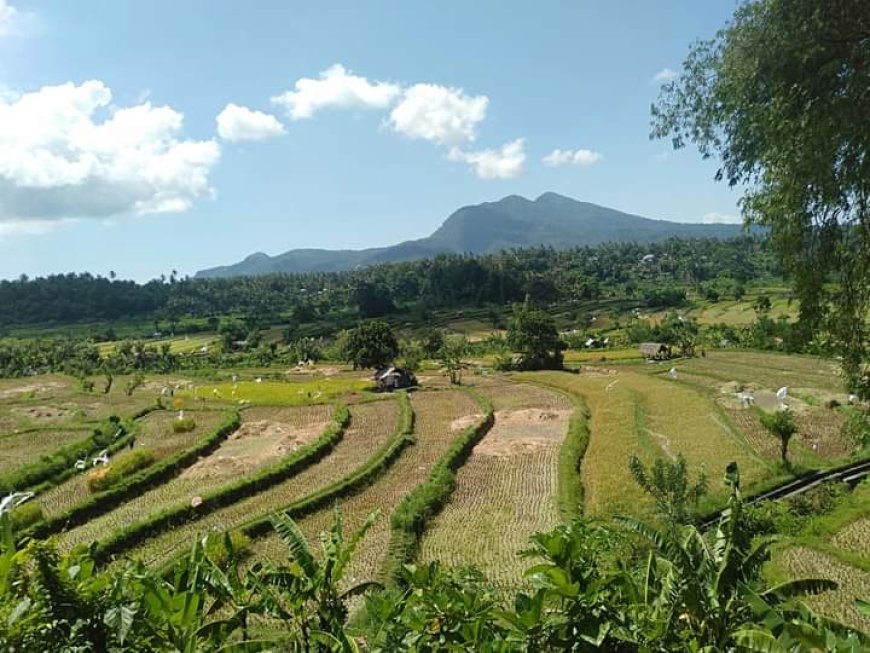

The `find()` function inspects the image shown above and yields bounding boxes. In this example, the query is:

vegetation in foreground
[1,465,867,651]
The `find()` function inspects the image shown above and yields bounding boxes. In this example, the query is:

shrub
[86,449,156,493]
[204,530,251,569]
[9,502,43,532]
[171,417,197,433]
[842,408,870,449]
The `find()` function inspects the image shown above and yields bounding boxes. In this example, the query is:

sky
[0,0,745,281]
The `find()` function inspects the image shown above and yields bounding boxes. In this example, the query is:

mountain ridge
[195,192,743,278]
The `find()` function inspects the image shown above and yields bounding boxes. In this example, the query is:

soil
[474,408,571,458]
[451,414,484,431]
[0,381,66,398]
[11,404,76,421]
[179,419,328,480]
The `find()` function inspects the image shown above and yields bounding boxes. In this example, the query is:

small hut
[374,366,418,392]
[639,342,671,360]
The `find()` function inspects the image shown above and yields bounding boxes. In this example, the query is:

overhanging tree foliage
[653,0,870,396]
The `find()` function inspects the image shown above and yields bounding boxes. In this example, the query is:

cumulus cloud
[701,212,742,224]
[448,138,525,180]
[542,148,602,167]
[271,64,400,120]
[653,67,678,83]
[0,80,220,226]
[0,0,19,38]
[216,103,285,142]
[388,83,488,146]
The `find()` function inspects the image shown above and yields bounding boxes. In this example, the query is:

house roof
[639,342,668,354]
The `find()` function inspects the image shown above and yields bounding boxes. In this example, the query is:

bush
[842,408,870,449]
[204,530,251,569]
[86,449,156,493]
[171,417,197,433]
[9,502,43,532]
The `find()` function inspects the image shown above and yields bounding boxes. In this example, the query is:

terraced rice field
[679,350,842,395]
[832,518,870,556]
[129,398,399,566]
[776,546,870,634]
[418,381,571,588]
[523,369,768,517]
[250,389,480,582]
[58,404,333,551]
[0,427,93,476]
[36,410,226,518]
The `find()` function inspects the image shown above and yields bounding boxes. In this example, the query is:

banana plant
[260,506,382,651]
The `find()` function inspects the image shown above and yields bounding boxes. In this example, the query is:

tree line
[0,236,776,328]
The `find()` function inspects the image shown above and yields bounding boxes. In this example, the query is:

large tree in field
[507,302,563,370]
[652,0,870,396]
[341,320,399,370]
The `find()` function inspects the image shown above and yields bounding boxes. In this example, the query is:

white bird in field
[0,492,34,515]
[74,459,87,471]
[848,394,859,405]
[177,410,184,420]
[92,450,110,466]
[231,375,238,383]
[776,386,788,401]
[255,377,262,383]
[668,367,678,379]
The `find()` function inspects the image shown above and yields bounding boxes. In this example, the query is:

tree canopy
[340,320,399,370]
[507,302,563,370]
[653,0,870,395]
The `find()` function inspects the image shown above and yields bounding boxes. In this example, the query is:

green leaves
[653,0,870,397]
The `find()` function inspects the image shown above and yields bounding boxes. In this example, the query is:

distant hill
[195,192,744,278]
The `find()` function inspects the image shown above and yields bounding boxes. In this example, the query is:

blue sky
[0,0,742,281]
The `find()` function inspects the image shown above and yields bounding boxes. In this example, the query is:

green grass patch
[179,377,372,406]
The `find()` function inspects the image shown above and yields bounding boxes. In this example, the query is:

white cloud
[0,80,220,227]
[542,148,602,167]
[701,212,742,224]
[0,217,74,239]
[448,138,525,180]
[216,103,285,142]
[0,0,19,38]
[388,83,488,146]
[272,64,400,120]
[653,67,678,83]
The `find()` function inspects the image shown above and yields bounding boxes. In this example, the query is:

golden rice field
[250,389,481,582]
[418,381,571,588]
[522,369,769,518]
[775,546,870,634]
[832,518,870,557]
[36,409,226,519]
[563,348,643,364]
[129,398,399,567]
[0,347,864,635]
[679,350,843,395]
[57,404,333,552]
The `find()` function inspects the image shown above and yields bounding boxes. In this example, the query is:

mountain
[195,192,743,278]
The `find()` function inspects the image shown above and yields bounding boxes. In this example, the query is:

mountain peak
[196,192,743,278]
[534,191,571,203]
